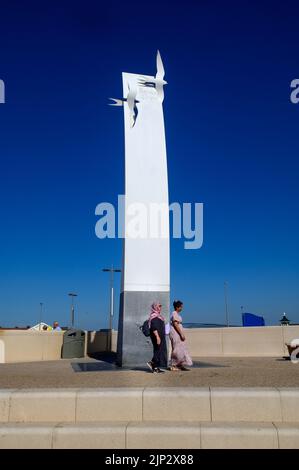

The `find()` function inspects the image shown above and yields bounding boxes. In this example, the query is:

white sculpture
[110,51,170,367]
[109,84,139,128]
[138,50,167,102]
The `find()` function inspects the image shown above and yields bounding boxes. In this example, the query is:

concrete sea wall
[1,325,299,363]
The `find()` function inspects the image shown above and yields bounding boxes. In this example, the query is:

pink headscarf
[149,302,165,324]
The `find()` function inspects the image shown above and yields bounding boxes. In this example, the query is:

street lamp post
[102,265,121,350]
[39,302,43,331]
[224,281,229,327]
[68,293,78,329]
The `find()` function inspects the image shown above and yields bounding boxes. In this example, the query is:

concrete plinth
[116,291,169,367]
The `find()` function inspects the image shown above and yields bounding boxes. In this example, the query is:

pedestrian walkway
[0,355,298,388]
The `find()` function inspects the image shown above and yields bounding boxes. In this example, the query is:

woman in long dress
[169,300,193,371]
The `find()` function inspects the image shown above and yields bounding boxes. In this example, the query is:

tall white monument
[111,52,170,367]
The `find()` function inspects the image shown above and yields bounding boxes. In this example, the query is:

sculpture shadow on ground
[71,354,228,373]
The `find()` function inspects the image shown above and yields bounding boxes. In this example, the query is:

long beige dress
[169,311,193,367]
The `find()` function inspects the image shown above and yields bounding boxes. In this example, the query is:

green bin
[61,329,85,359]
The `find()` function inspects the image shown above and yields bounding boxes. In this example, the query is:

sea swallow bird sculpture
[138,50,167,102]
[108,98,124,106]
[126,83,138,127]
[109,84,139,127]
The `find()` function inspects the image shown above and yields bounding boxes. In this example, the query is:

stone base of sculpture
[116,291,169,367]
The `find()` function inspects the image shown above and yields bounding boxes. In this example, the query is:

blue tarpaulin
[242,312,265,327]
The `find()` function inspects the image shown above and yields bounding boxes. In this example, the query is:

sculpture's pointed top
[156,50,165,80]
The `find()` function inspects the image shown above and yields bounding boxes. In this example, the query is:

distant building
[29,323,68,331]
[30,322,52,331]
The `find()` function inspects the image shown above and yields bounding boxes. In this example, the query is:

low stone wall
[0,330,64,363]
[1,325,299,363]
[185,325,299,357]
[88,325,299,357]
[86,330,110,354]
[0,329,116,363]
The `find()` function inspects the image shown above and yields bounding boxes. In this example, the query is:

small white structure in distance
[30,322,52,331]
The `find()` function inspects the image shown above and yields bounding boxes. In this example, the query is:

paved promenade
[0,355,298,388]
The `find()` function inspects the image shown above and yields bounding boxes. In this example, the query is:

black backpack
[141,319,151,337]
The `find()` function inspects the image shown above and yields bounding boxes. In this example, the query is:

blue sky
[0,0,298,329]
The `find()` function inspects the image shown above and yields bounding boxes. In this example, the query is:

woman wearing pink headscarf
[146,302,167,373]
